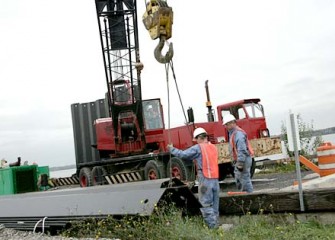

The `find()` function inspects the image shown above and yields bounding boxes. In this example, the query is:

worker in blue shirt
[167,127,220,228]
[223,114,254,193]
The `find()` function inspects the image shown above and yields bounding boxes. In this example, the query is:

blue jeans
[234,156,253,193]
[197,174,220,228]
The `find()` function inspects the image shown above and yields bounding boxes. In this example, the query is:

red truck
[72,86,281,186]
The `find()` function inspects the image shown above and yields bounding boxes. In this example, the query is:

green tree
[281,114,323,158]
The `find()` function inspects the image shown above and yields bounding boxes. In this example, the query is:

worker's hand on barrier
[167,144,173,149]
[236,161,244,172]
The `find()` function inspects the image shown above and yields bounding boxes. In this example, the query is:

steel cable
[165,58,197,183]
[169,59,193,138]
[165,62,174,186]
[33,216,47,234]
[169,60,195,181]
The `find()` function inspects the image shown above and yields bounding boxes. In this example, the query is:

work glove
[167,144,173,149]
[236,161,244,172]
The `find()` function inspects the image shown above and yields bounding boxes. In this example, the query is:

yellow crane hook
[154,35,174,64]
[143,0,173,64]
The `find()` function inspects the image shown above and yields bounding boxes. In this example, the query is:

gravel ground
[0,170,315,239]
[0,225,119,240]
[220,169,314,193]
[252,169,314,190]
[0,225,117,240]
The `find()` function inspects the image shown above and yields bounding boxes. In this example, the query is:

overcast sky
[1,0,335,167]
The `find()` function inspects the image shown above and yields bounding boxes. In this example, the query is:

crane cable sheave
[143,0,174,64]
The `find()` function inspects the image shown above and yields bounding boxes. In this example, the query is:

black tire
[166,157,190,181]
[187,165,197,182]
[250,158,256,178]
[79,167,93,187]
[219,162,235,181]
[144,160,162,180]
[92,166,107,185]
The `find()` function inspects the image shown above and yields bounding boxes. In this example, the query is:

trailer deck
[0,178,201,232]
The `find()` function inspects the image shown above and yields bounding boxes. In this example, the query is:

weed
[61,204,224,240]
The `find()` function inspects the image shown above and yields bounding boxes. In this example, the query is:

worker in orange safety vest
[167,127,220,228]
[223,114,254,193]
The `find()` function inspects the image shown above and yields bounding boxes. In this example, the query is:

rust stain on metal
[216,137,282,164]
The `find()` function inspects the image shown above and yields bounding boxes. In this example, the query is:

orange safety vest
[229,126,254,160]
[199,143,219,179]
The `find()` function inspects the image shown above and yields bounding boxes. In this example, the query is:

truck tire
[92,166,107,185]
[79,167,93,187]
[144,160,161,180]
[166,157,189,181]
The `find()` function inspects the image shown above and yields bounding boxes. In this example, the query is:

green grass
[224,215,335,240]
[256,161,310,175]
[61,206,224,240]
[61,205,335,240]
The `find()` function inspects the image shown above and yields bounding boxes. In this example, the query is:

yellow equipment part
[143,0,173,40]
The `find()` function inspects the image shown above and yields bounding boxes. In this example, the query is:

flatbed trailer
[0,178,200,232]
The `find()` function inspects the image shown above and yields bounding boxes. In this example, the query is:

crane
[71,0,281,187]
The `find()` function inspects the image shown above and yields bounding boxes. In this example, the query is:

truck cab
[161,98,282,180]
[218,98,270,140]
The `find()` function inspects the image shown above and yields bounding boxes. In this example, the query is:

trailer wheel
[92,166,107,185]
[219,162,235,181]
[250,158,256,178]
[79,167,93,187]
[166,157,189,181]
[144,160,161,180]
